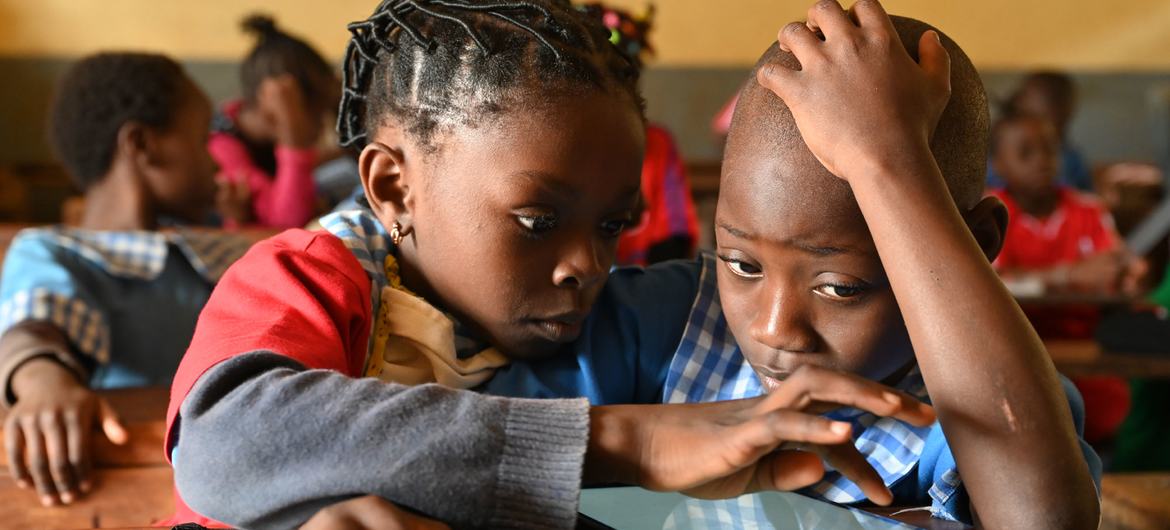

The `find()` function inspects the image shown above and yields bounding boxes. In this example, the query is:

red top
[207,101,319,229]
[990,187,1119,339]
[616,125,700,266]
[163,229,372,526]
[991,187,1119,271]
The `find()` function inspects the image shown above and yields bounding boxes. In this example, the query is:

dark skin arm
[1000,250,1147,295]
[1,323,128,507]
[758,1,1098,527]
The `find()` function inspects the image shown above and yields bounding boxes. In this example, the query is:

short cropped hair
[48,52,189,190]
[729,16,989,209]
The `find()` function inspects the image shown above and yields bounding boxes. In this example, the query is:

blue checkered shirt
[0,226,251,390]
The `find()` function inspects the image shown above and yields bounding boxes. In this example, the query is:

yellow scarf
[363,255,509,388]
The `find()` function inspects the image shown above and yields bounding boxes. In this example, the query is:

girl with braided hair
[166,2,872,528]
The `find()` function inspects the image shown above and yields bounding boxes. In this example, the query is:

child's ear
[115,121,151,169]
[359,136,414,234]
[963,196,1009,262]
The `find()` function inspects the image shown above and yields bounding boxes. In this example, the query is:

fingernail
[80,480,92,493]
[932,30,942,44]
[61,492,75,504]
[883,392,902,405]
[830,422,851,435]
[40,495,55,507]
[16,479,29,489]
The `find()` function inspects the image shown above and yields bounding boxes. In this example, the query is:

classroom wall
[3,0,1170,70]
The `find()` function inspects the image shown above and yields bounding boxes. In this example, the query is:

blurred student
[209,15,340,228]
[0,53,251,507]
[988,110,1145,443]
[581,3,700,265]
[988,72,1093,191]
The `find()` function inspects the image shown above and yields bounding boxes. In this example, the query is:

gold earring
[389,221,404,246]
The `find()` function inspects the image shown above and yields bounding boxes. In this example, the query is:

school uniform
[0,227,249,403]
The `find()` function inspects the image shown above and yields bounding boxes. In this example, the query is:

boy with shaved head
[652,1,1101,526]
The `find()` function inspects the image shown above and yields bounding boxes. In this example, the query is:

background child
[207,15,339,228]
[0,53,251,508]
[165,3,911,528]
[580,3,701,266]
[988,110,1145,444]
[987,71,1094,192]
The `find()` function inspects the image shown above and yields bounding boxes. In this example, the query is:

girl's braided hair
[337,0,644,150]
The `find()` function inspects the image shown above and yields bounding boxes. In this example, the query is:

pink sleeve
[207,132,318,229]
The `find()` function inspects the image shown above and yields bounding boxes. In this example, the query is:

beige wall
[1,0,1169,70]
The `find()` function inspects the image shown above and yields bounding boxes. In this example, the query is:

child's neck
[1009,188,1060,219]
[78,163,156,231]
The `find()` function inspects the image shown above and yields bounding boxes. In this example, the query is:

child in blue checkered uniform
[490,10,1101,527]
[0,53,251,508]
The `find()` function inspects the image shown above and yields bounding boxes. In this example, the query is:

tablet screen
[579,487,921,529]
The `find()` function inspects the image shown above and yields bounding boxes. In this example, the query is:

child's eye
[517,214,558,234]
[599,218,631,238]
[718,255,763,279]
[814,283,868,301]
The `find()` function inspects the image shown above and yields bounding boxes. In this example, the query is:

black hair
[1010,71,1076,112]
[577,3,655,72]
[337,0,644,150]
[240,14,336,107]
[48,52,191,190]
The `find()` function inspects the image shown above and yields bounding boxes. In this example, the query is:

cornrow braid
[337,0,643,149]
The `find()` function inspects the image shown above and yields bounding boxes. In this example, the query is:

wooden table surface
[1047,340,1170,379]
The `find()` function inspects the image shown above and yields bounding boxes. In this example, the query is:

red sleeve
[164,229,372,458]
[207,133,318,229]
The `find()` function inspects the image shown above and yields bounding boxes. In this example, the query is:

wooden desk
[1101,473,1170,530]
[1046,340,1170,379]
[1,387,172,530]
[0,387,170,468]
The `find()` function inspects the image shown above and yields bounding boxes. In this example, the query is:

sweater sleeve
[172,352,589,530]
[207,133,318,229]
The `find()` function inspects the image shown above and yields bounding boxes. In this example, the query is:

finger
[724,410,854,470]
[917,30,952,94]
[759,366,936,426]
[752,450,826,492]
[776,21,821,58]
[5,417,31,488]
[359,497,452,530]
[818,443,892,505]
[97,399,129,446]
[21,418,58,506]
[64,408,94,494]
[806,0,854,40]
[849,0,896,33]
[40,412,78,504]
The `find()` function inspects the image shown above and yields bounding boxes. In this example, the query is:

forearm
[0,323,89,406]
[850,154,1098,527]
[173,351,589,530]
[254,146,317,228]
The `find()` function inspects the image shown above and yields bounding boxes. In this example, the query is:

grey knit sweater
[171,352,590,529]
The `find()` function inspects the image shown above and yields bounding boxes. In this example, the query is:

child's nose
[748,285,819,353]
[552,237,605,290]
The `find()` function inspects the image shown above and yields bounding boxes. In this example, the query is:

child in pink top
[207,15,339,229]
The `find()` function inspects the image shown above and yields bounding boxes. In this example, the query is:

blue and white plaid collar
[18,226,251,283]
[319,210,487,359]
[664,252,934,504]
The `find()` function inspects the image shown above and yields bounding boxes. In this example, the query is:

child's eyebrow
[512,170,641,202]
[716,221,854,256]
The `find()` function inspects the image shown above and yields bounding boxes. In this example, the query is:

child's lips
[757,368,792,392]
[527,313,585,343]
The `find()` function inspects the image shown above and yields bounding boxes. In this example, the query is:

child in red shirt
[989,111,1144,443]
[207,15,339,229]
